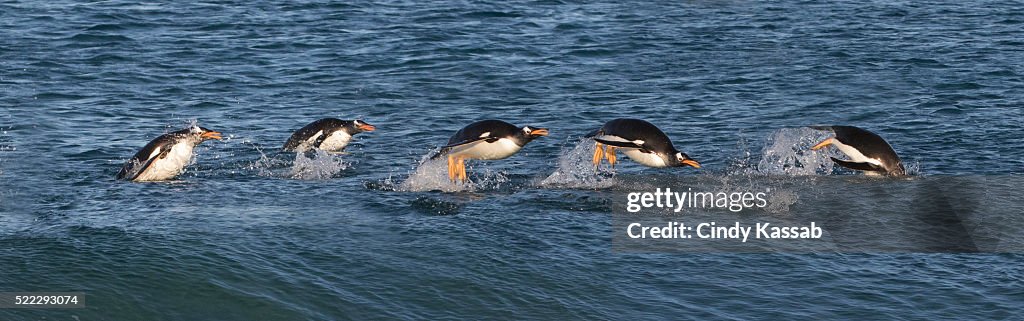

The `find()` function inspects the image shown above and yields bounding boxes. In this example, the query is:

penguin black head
[669,152,701,168]
[184,126,222,142]
[516,126,549,145]
[344,119,376,135]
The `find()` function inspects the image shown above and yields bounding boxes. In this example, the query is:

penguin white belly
[832,140,882,166]
[135,143,195,181]
[318,131,352,152]
[451,138,522,160]
[622,149,668,168]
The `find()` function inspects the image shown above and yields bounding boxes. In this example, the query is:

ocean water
[2,0,1023,319]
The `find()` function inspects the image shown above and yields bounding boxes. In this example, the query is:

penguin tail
[429,148,450,160]
[584,128,601,138]
[115,166,132,180]
[116,158,150,181]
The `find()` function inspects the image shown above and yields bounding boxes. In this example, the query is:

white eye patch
[479,132,491,138]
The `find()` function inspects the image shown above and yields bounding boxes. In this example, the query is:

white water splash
[288,151,349,180]
[757,127,839,176]
[903,160,921,176]
[249,148,349,180]
[397,153,509,192]
[0,129,10,177]
[248,146,286,177]
[539,138,616,189]
[178,118,201,133]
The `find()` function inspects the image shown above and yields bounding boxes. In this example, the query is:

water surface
[1,0,1023,319]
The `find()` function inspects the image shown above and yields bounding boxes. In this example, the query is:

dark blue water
[2,0,1023,319]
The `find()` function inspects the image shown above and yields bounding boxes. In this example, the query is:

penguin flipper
[429,137,494,160]
[283,130,325,152]
[831,157,885,172]
[119,148,170,181]
[593,137,644,149]
[312,130,335,149]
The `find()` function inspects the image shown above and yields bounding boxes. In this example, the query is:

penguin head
[188,126,222,142]
[346,119,376,134]
[513,126,548,146]
[671,152,701,168]
[520,126,549,140]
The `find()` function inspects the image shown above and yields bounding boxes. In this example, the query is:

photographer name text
[626,222,822,242]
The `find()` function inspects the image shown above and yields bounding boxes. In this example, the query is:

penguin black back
[283,118,348,151]
[448,120,521,143]
[830,126,895,155]
[591,118,679,154]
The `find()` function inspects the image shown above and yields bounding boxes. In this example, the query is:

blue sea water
[1,0,1023,319]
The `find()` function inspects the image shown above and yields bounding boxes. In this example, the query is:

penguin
[810,125,906,176]
[586,118,700,169]
[283,118,375,153]
[116,125,222,182]
[430,120,548,182]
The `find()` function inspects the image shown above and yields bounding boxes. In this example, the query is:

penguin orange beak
[811,137,834,150]
[201,131,223,140]
[358,123,376,131]
[682,159,701,168]
[530,128,549,136]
